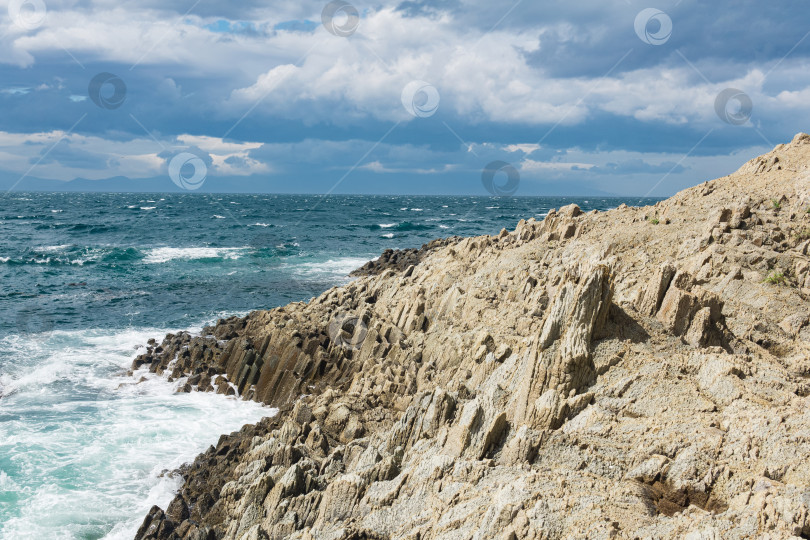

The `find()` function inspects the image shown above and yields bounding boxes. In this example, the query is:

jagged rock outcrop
[134,134,810,540]
[350,237,461,277]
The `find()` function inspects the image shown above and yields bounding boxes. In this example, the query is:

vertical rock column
[523,265,614,430]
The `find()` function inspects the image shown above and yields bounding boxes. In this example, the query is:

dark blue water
[0,193,659,539]
[0,193,660,334]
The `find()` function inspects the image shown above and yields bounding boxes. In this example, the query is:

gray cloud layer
[0,0,807,194]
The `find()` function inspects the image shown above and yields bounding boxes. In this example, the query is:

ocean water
[0,193,660,539]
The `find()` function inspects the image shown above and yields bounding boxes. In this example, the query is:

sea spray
[0,327,273,540]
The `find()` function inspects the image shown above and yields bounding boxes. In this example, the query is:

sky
[1,0,810,195]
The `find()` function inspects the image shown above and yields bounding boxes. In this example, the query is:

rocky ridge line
[133,134,810,539]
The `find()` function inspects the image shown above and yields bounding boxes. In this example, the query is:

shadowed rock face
[349,237,461,277]
[135,134,810,540]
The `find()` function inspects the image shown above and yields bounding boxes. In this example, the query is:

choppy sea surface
[0,193,660,539]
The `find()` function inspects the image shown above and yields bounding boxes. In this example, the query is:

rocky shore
[349,237,461,277]
[134,135,810,539]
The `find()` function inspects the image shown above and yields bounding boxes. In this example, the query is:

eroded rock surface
[134,134,810,540]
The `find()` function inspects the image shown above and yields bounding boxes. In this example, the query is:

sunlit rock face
[137,134,810,540]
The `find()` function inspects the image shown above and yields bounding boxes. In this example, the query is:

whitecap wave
[33,245,72,252]
[294,257,372,278]
[0,325,273,540]
[143,247,246,264]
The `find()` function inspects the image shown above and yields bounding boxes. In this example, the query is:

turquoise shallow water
[0,193,660,539]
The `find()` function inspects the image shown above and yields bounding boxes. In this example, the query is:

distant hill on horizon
[0,172,624,197]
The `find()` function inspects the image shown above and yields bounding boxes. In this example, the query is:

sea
[0,192,660,539]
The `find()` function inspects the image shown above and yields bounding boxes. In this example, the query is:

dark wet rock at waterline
[349,237,461,277]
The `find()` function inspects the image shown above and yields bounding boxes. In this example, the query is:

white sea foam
[382,233,394,238]
[26,245,107,266]
[0,470,19,491]
[295,257,371,278]
[143,247,245,264]
[0,326,273,540]
[252,223,271,227]
[213,215,226,219]
[140,207,156,211]
[33,245,72,252]
[379,223,396,228]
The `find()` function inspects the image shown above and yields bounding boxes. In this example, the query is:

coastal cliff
[134,134,810,539]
